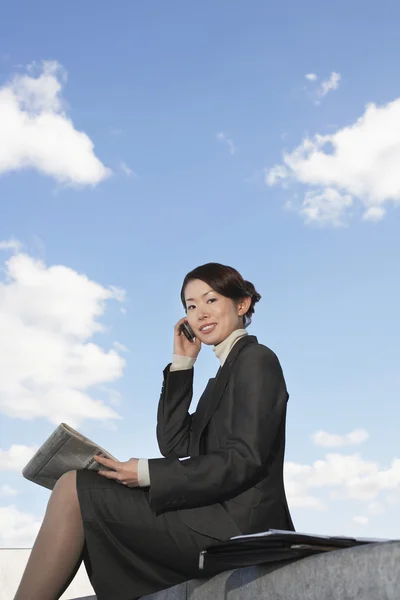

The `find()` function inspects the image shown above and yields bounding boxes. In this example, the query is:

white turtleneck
[212,328,248,366]
[137,328,249,487]
[170,327,248,371]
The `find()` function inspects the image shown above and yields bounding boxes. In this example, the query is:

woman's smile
[199,323,217,334]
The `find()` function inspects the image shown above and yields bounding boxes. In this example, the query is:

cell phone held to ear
[180,322,196,343]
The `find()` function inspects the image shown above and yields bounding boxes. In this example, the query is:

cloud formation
[303,71,341,103]
[0,505,41,547]
[316,71,341,99]
[0,61,110,185]
[285,451,400,516]
[284,429,400,528]
[0,485,18,498]
[216,132,236,155]
[0,446,38,471]
[266,97,400,225]
[312,429,369,447]
[0,239,21,252]
[120,162,136,178]
[0,242,125,426]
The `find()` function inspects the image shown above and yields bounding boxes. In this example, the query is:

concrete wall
[74,541,400,600]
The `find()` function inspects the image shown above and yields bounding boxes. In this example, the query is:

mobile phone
[180,322,196,343]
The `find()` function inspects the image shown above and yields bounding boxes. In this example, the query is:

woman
[14,262,294,600]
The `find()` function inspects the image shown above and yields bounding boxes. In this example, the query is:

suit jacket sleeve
[148,345,288,514]
[156,364,194,458]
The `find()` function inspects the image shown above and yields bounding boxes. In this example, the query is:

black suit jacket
[148,335,294,541]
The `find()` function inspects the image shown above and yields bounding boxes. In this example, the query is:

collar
[213,328,248,366]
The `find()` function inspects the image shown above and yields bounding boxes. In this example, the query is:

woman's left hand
[95,455,139,488]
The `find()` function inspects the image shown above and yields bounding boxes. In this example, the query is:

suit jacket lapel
[191,335,258,454]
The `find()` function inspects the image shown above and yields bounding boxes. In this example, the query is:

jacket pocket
[177,503,242,540]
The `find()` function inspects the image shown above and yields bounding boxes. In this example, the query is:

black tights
[13,471,85,600]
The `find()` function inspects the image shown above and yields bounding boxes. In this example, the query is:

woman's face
[184,279,249,346]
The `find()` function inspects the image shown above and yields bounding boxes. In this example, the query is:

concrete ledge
[74,541,400,600]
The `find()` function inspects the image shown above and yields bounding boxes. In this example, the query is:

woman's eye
[187,299,215,310]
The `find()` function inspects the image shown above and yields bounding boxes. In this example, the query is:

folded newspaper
[199,529,392,571]
[22,423,117,490]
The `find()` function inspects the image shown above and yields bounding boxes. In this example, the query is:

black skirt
[76,470,222,600]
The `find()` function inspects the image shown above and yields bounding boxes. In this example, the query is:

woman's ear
[238,296,252,317]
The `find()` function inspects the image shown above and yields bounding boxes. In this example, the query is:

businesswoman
[14,263,294,600]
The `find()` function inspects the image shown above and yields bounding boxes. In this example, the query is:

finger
[95,455,118,470]
[174,317,188,333]
[98,469,121,481]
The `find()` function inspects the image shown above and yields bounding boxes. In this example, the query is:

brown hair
[180,262,261,327]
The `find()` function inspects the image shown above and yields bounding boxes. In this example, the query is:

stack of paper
[199,529,393,571]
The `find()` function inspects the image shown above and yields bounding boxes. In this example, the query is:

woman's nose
[197,308,210,321]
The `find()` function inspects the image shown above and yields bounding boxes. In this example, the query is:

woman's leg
[13,470,85,600]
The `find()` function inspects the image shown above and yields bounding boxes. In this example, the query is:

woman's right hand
[173,317,201,359]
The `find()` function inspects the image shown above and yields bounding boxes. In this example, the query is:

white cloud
[0,243,126,426]
[120,162,136,177]
[362,206,386,222]
[0,506,41,547]
[353,515,369,526]
[0,60,110,186]
[266,164,288,186]
[303,71,340,104]
[216,131,236,155]
[266,97,400,224]
[284,452,400,518]
[300,188,353,227]
[284,472,327,511]
[0,239,21,252]
[0,446,38,471]
[290,495,326,510]
[345,430,370,445]
[113,341,128,353]
[317,71,341,98]
[312,429,369,448]
[0,485,18,498]
[347,459,400,501]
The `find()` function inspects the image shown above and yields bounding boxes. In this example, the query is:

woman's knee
[56,469,77,487]
[52,470,79,504]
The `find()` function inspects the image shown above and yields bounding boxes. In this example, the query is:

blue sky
[1,0,400,548]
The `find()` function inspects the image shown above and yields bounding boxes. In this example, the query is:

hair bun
[244,280,261,303]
